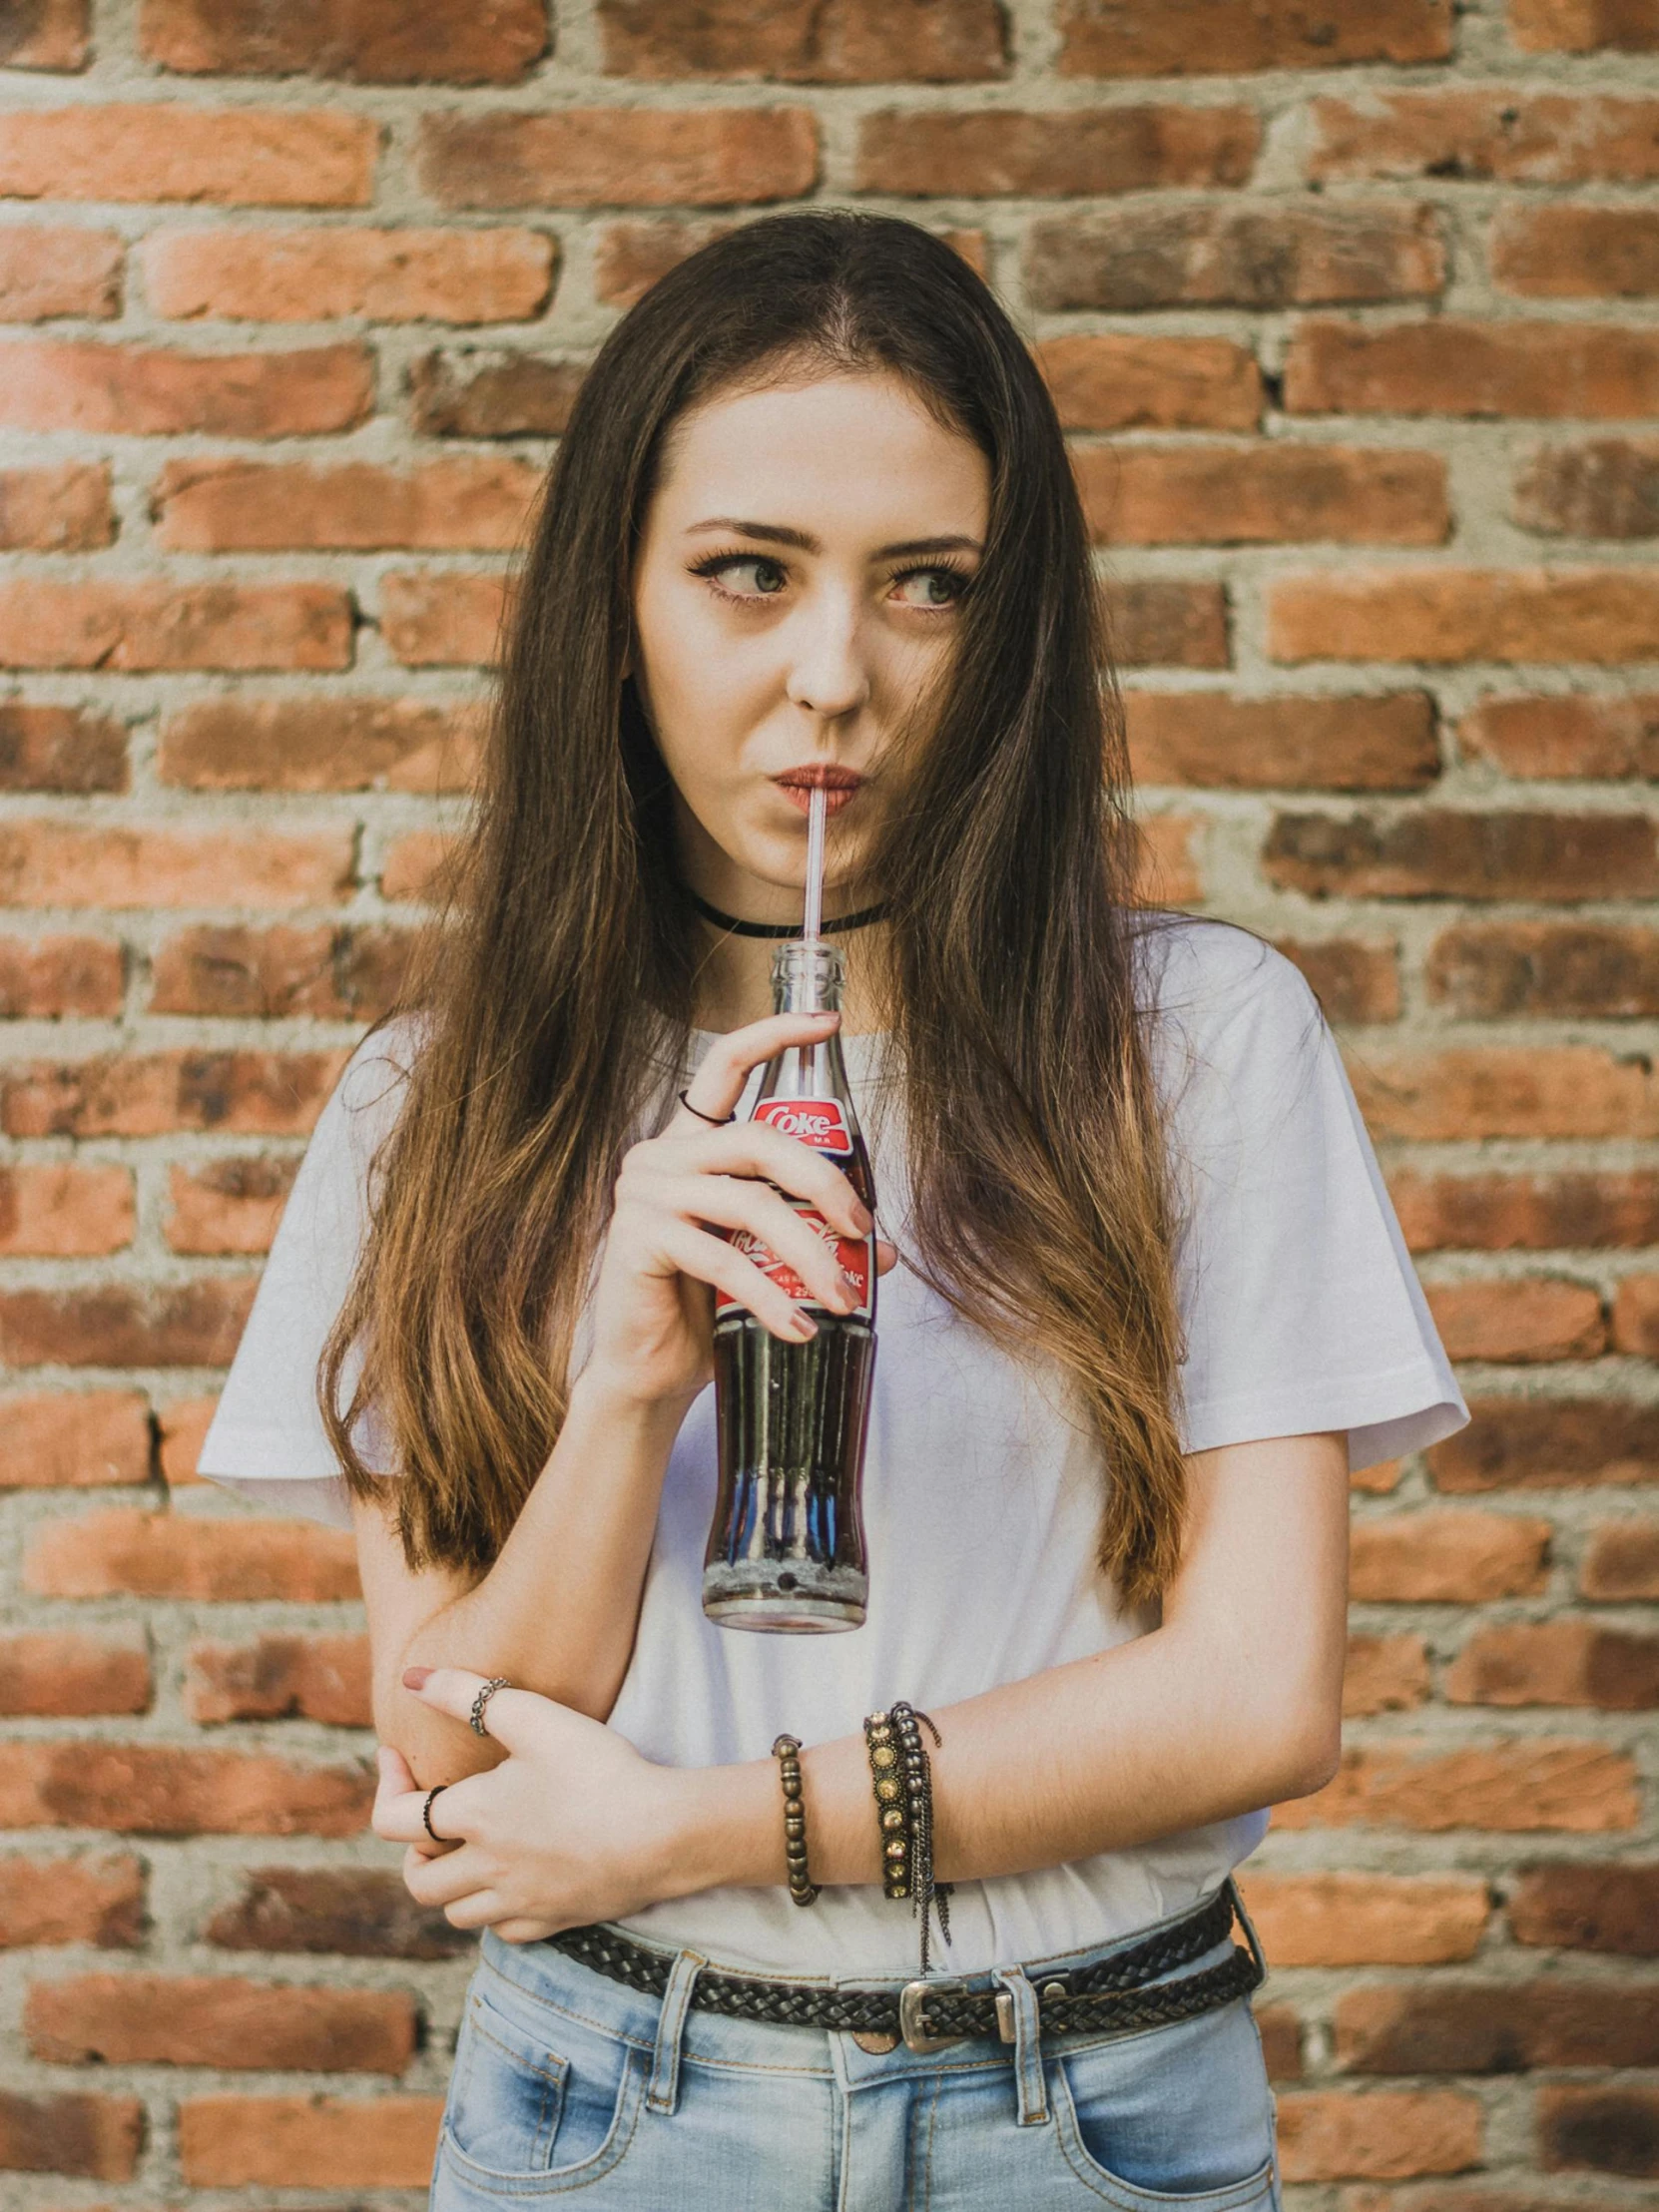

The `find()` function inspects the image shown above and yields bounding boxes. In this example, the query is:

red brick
[1509,1860,1659,1952]
[1514,438,1659,538]
[379,830,455,903]
[1136,814,1203,904]
[1339,2184,1623,2212]
[140,0,548,82]
[0,105,376,207]
[1493,206,1659,297]
[1285,316,1659,419]
[1346,1632,1430,1715]
[25,1507,359,1602]
[1239,1873,1488,1965]
[1257,2003,1301,2080]
[1270,567,1659,665]
[0,1281,257,1370]
[1276,936,1402,1022]
[0,1743,372,1836]
[1429,1397,1659,1490]
[1462,693,1659,778]
[0,337,371,436]
[1108,580,1229,669]
[1077,442,1447,547]
[28,1970,411,2068]
[1613,1272,1659,1353]
[143,225,555,322]
[0,1165,135,1258]
[150,921,414,1021]
[410,346,586,436]
[601,0,1006,79]
[178,2094,441,2189]
[2,1048,348,1138]
[167,1158,296,1256]
[1538,2085,1659,2177]
[1428,1278,1607,1362]
[0,2088,144,2179]
[1350,1509,1550,1601]
[0,1392,151,1488]
[1338,1978,1659,2072]
[0,923,123,1008]
[0,1631,149,1717]
[593,217,738,304]
[1026,203,1443,311]
[158,1394,216,1486]
[1037,336,1261,433]
[0,463,112,552]
[161,696,478,795]
[0,1853,145,1949]
[1312,90,1659,182]
[1427,922,1659,1018]
[1277,2089,1481,2182]
[186,1632,370,1725]
[0,0,91,71]
[1267,808,1658,900]
[421,107,819,209]
[1582,1517,1659,1598]
[856,107,1256,196]
[205,1866,473,1959]
[1448,1620,1659,1710]
[0,581,353,675]
[1127,691,1435,791]
[0,822,353,908]
[155,456,541,554]
[1276,1740,1639,1832]
[1512,0,1659,49]
[1391,1167,1659,1252]
[1058,0,1451,75]
[1352,1045,1659,1139]
[0,227,122,319]
[380,569,509,666]
[0,705,126,794]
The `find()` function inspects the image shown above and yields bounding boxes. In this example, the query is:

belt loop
[1226,1876,1269,1987]
[990,1964,1048,2126]
[647,1948,706,2116]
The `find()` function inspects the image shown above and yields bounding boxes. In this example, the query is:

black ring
[678,1089,737,1128]
[421,1784,449,1844]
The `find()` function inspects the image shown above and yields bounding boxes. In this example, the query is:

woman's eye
[891,568,967,609]
[708,557,787,597]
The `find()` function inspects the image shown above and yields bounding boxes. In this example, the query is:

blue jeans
[430,1893,1282,2210]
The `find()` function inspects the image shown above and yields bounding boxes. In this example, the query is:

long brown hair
[321,210,1191,1606]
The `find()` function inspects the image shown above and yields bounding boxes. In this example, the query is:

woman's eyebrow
[686,518,983,559]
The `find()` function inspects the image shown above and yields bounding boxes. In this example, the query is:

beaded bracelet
[862,1710,910,1900]
[771,1734,819,1907]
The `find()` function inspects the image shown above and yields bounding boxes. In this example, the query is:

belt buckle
[898,1978,968,2054]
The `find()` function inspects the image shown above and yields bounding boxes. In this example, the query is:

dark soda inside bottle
[703,939,875,1632]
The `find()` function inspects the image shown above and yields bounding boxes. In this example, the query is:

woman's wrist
[564,1363,700,1443]
[655,1758,782,1903]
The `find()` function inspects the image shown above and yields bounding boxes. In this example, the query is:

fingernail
[402,1665,432,1690]
[793,1312,818,1338]
[851,1202,873,1233]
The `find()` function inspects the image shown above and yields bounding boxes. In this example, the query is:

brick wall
[1,0,1656,2201]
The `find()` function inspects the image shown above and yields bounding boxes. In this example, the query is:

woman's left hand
[371,1667,702,1943]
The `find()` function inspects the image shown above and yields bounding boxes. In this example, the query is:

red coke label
[755,1096,853,1155]
[715,1207,872,1319]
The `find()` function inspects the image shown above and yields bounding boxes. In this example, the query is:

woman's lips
[772,769,863,818]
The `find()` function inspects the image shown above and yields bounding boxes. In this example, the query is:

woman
[198,211,1467,2209]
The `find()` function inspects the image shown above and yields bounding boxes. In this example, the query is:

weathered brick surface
[0,11,1652,2198]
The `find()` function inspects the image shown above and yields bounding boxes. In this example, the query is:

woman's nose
[784,598,870,721]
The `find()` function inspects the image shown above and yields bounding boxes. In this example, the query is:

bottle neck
[771,939,844,1016]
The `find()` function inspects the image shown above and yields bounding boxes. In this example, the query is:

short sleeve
[1146,920,1468,1474]
[195,1017,422,1527]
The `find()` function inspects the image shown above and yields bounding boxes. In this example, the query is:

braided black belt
[545,1879,1263,2054]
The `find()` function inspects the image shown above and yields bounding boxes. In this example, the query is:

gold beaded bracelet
[771,1734,819,1907]
[862,1709,910,1899]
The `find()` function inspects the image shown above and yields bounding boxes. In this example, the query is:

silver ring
[469,1676,513,1736]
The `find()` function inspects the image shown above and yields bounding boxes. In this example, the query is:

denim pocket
[1051,1996,1278,2208]
[439,1982,643,2197]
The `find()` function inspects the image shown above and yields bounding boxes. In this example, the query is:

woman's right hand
[579,1009,895,1413]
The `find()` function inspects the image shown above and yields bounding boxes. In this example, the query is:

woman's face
[629,367,990,917]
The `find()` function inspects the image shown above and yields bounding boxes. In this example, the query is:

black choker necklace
[685,886,888,940]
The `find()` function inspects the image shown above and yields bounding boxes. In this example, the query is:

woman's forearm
[398,1372,692,1722]
[671,1619,1341,1904]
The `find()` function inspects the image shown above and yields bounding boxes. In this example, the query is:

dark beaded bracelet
[771,1734,819,1907]
[862,1710,910,1900]
[888,1701,951,1978]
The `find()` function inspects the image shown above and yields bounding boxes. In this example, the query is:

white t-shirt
[198,915,1467,1974]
